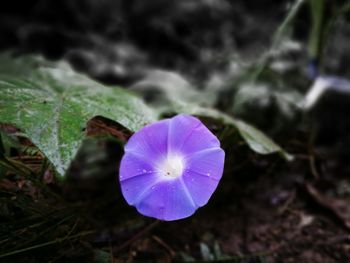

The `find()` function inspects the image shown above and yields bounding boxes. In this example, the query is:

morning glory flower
[119,114,225,221]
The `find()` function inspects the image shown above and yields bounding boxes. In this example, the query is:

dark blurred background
[0,0,294,86]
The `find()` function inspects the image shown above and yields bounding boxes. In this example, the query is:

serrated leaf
[0,54,158,177]
[166,101,292,160]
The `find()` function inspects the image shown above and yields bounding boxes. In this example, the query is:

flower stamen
[160,154,184,178]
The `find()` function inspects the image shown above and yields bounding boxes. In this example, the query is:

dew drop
[142,169,147,173]
[151,186,155,190]
[207,173,210,176]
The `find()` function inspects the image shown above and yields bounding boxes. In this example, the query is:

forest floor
[1,121,350,263]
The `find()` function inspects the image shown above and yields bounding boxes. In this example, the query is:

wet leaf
[167,101,292,160]
[0,54,158,177]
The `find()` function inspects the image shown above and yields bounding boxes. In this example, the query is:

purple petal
[119,153,157,181]
[124,119,169,162]
[168,114,220,155]
[182,148,225,206]
[120,172,160,206]
[136,179,196,221]
[185,148,225,181]
[182,169,220,207]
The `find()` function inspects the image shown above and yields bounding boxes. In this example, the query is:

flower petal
[136,179,197,221]
[168,114,220,155]
[124,119,169,162]
[185,148,225,181]
[120,172,161,206]
[182,169,220,207]
[119,153,158,181]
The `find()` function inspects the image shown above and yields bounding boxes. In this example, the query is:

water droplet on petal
[142,169,147,173]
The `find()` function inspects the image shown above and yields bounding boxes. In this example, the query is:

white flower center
[160,154,184,178]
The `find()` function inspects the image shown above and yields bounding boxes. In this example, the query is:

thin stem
[308,0,325,60]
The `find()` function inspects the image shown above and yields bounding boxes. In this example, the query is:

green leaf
[166,101,293,160]
[233,120,293,161]
[0,54,158,177]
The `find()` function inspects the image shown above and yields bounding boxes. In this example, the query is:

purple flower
[119,114,225,221]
